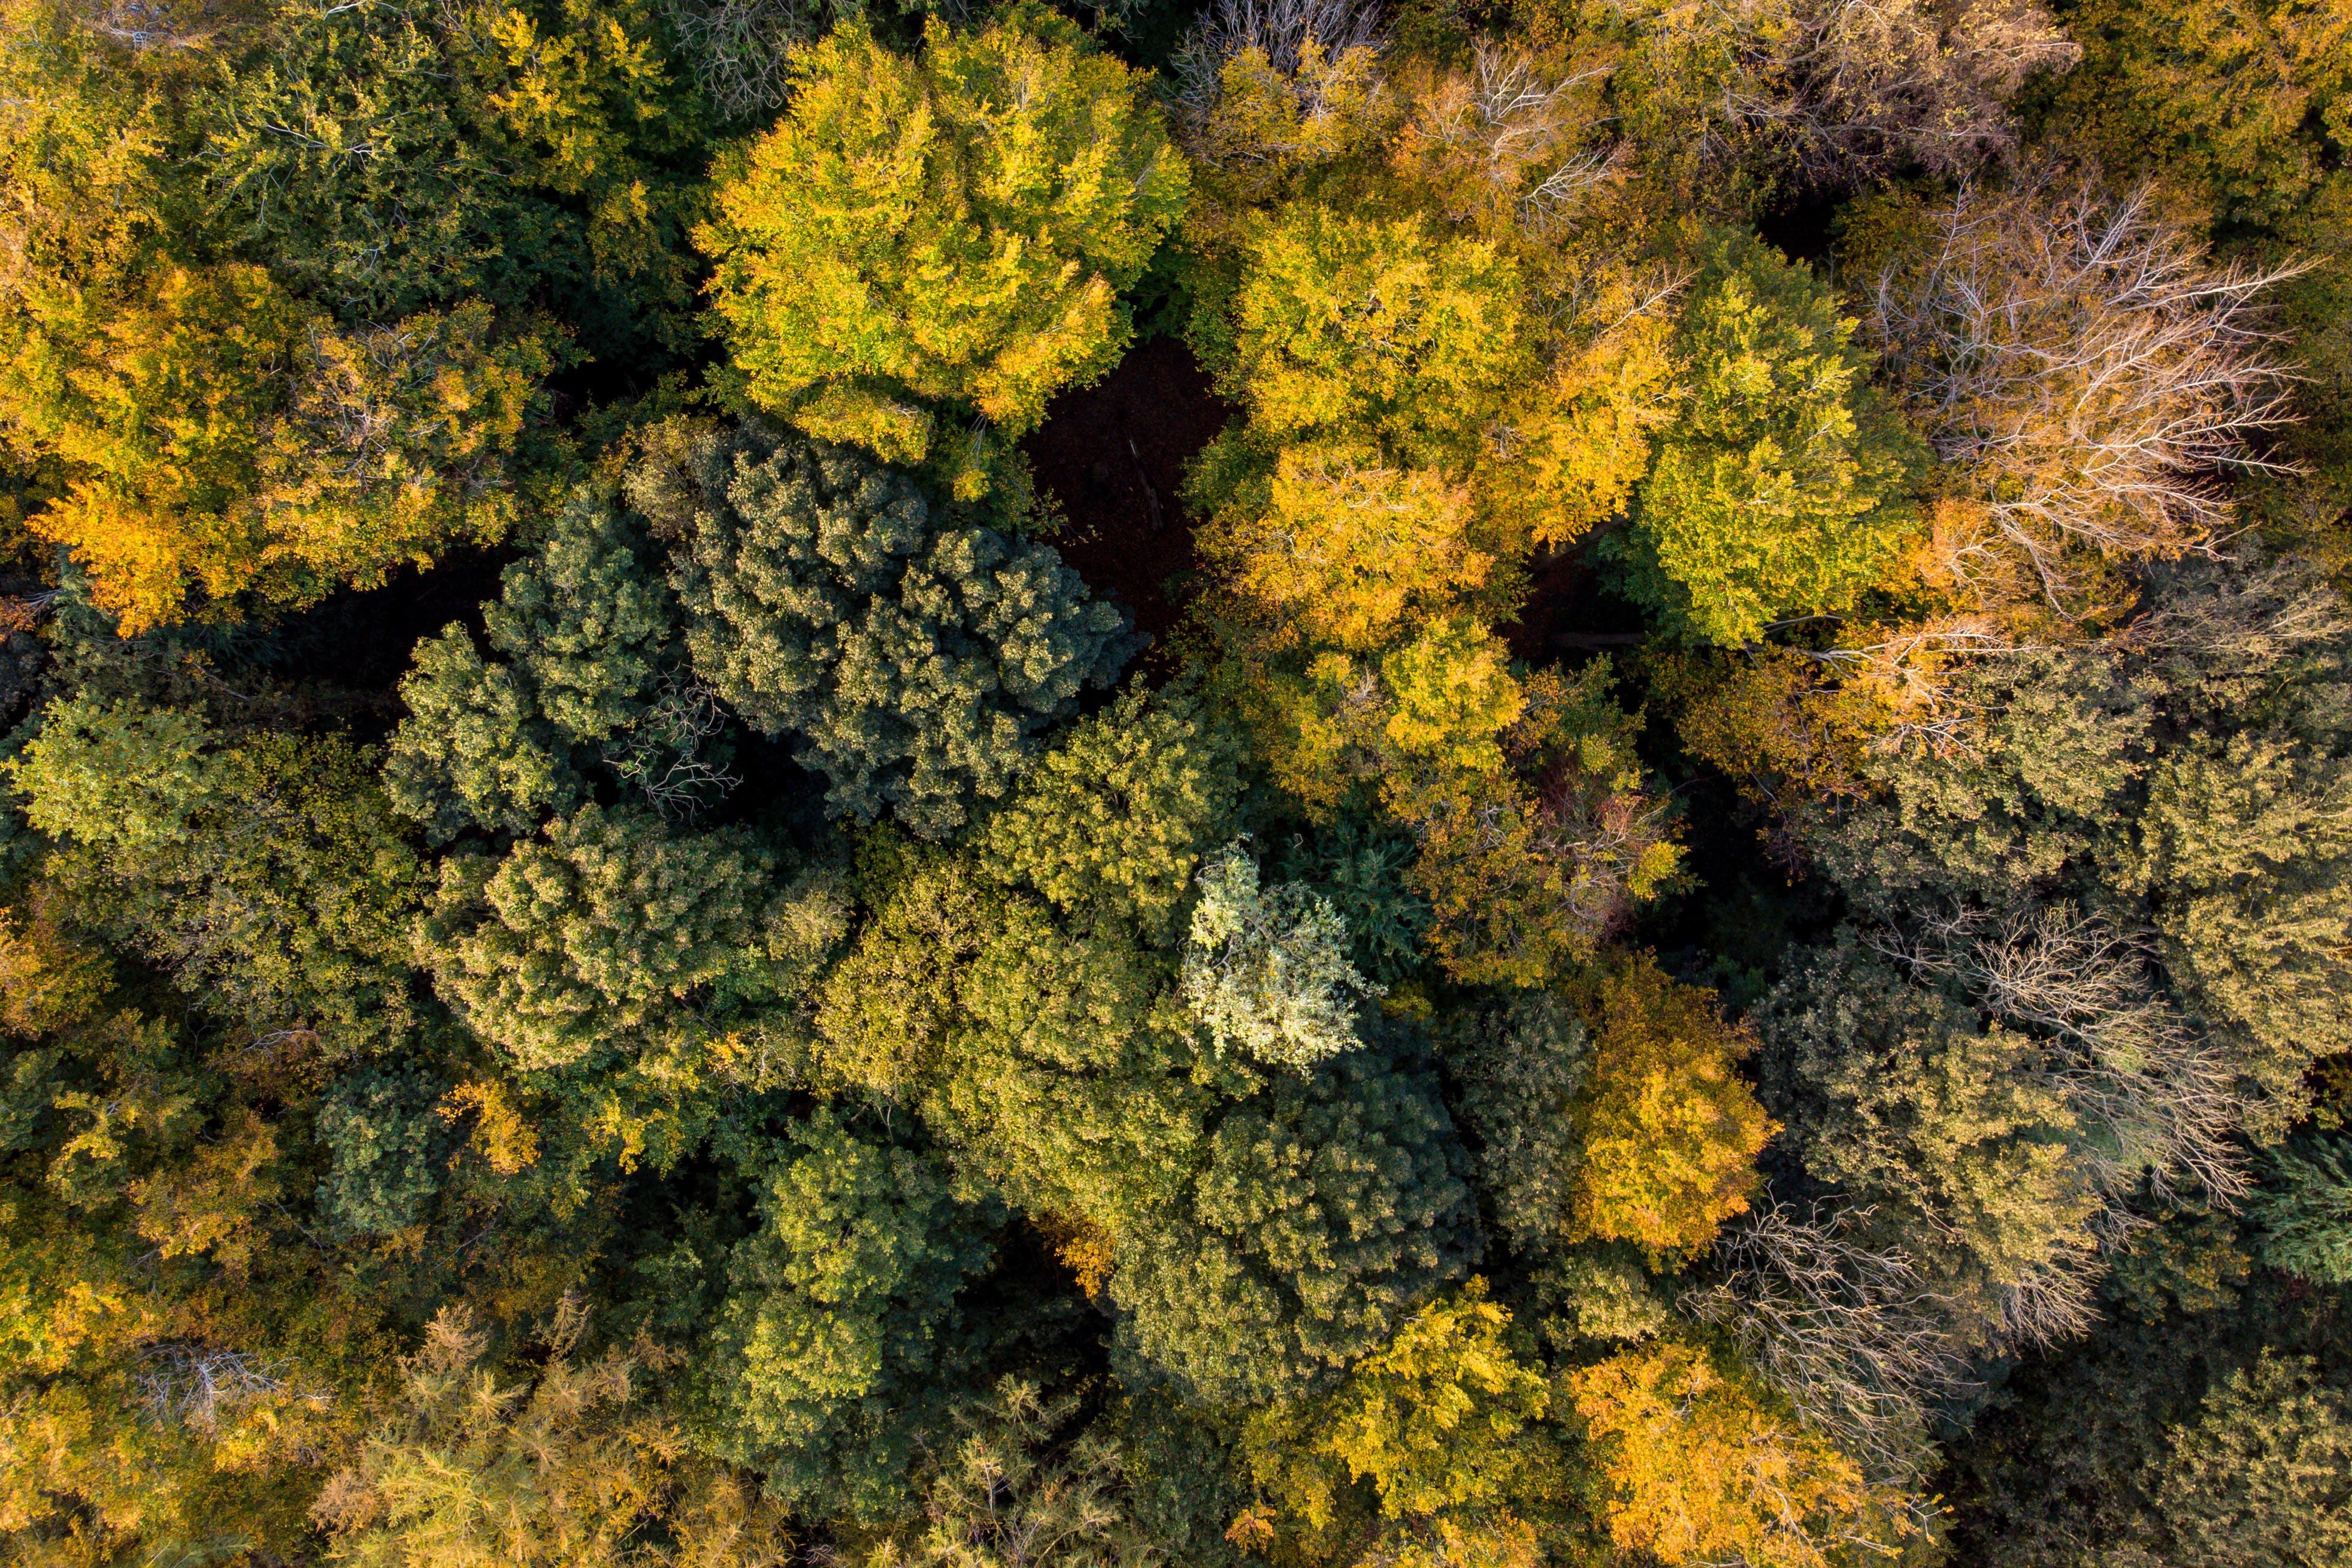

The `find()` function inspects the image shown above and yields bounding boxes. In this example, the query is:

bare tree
[664,0,819,124]
[1874,903,2255,1213]
[1683,1203,1977,1497]
[138,1339,332,1434]
[1869,172,2309,616]
[1597,0,2076,180]
[1390,42,1623,234]
[1167,0,1388,181]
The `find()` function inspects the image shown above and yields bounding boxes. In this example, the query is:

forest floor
[1024,335,1230,674]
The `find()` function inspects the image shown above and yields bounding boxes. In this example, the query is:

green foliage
[697,8,1186,488]
[10,695,426,1040]
[1272,816,1433,984]
[1761,940,2096,1344]
[979,683,1243,937]
[1616,232,1921,644]
[2250,1132,2352,1284]
[314,1064,452,1239]
[866,1379,1170,1568]
[1109,1028,1479,1406]
[416,804,794,1069]
[1945,1276,2352,1568]
[1180,840,1382,1071]
[695,1111,1003,1520]
[2147,1351,2352,1567]
[1438,991,1591,1252]
[664,425,1133,837]
[1800,559,2352,1124]
[201,0,706,348]
[933,899,1214,1230]
[387,491,680,841]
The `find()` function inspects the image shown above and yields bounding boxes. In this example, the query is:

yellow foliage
[127,1105,279,1275]
[6,267,549,630]
[1567,957,1774,1258]
[1569,1339,1902,1568]
[0,901,108,1038]
[1239,1280,1557,1561]
[1476,279,1681,549]
[1216,444,1493,653]
[1180,38,1394,238]
[1379,617,1525,774]
[438,1079,542,1176]
[1034,1212,1118,1299]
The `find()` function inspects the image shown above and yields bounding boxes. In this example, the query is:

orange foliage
[1569,1339,1899,1568]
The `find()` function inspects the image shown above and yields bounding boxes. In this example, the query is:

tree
[1180,840,1381,1071]
[1207,444,1497,658]
[415,804,797,1070]
[2030,0,2350,234]
[1438,991,1591,1252]
[934,900,1218,1233]
[1390,663,1681,989]
[1565,956,1773,1260]
[1167,0,1391,234]
[978,684,1243,939]
[870,1379,1169,1568]
[1760,940,2103,1347]
[695,1112,1003,1521]
[2145,1352,2352,1567]
[1616,231,1921,645]
[1237,1278,1556,1561]
[386,491,680,841]
[1567,1338,1903,1568]
[1865,173,2305,619]
[697,8,1186,491]
[1795,557,2352,1131]
[198,0,706,347]
[1602,0,2074,182]
[1214,204,1529,470]
[313,1064,453,1240]
[2248,1133,2352,1285]
[10,695,426,1040]
[1108,1028,1480,1406]
[2,265,555,631]
[312,1297,794,1568]
[664,425,1133,839]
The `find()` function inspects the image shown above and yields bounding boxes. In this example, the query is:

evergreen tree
[665,425,1133,838]
[695,1112,1004,1520]
[1109,1029,1480,1406]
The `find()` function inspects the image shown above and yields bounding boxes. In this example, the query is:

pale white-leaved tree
[1180,839,1381,1070]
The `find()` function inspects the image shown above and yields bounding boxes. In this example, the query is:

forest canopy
[3,0,2351,1563]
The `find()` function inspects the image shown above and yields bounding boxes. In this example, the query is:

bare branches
[1179,0,1381,85]
[603,670,740,824]
[138,1339,332,1433]
[1874,903,2255,1212]
[1390,43,1622,234]
[1596,0,2075,180]
[1683,1203,1976,1493]
[1168,0,1389,185]
[664,0,816,123]
[1870,172,2309,617]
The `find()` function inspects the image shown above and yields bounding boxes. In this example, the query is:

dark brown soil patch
[1499,535,1649,667]
[1022,335,1232,667]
